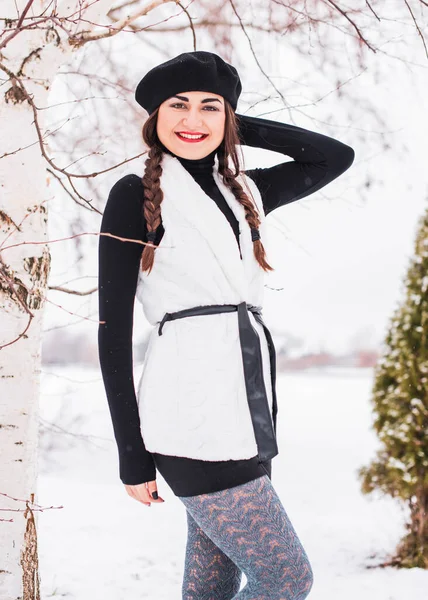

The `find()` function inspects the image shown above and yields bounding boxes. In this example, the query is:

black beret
[135,51,242,115]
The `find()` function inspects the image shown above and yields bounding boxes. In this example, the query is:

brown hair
[140,101,274,274]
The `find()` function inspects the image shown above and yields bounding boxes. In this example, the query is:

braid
[217,146,274,272]
[140,144,164,274]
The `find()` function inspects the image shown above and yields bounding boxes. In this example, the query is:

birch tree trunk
[0,1,115,597]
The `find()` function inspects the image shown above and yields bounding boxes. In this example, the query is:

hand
[234,113,253,146]
[124,479,165,506]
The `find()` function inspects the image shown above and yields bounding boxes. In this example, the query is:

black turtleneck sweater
[98,113,355,496]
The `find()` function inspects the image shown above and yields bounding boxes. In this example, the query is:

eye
[169,103,220,111]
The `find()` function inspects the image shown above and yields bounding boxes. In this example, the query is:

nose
[182,107,204,129]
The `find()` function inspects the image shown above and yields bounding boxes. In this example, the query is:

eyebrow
[171,94,223,104]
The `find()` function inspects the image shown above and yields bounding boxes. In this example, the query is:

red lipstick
[175,132,209,143]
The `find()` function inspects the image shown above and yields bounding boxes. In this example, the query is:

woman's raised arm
[236,113,355,215]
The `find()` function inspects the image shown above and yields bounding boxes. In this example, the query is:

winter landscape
[37,365,428,599]
[2,1,428,598]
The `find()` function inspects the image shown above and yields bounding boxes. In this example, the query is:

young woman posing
[98,51,355,599]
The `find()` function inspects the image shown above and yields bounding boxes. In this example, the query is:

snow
[37,365,428,599]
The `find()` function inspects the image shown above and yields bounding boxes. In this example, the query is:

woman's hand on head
[125,479,165,506]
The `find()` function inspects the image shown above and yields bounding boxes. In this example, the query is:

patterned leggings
[178,474,314,600]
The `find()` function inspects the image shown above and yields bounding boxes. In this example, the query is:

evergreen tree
[358,206,428,569]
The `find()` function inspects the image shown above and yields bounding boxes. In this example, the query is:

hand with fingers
[125,479,165,506]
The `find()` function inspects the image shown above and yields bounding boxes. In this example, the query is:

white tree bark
[0,1,115,597]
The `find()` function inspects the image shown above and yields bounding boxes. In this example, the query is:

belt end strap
[158,312,171,336]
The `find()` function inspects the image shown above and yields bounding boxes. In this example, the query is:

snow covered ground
[37,365,428,599]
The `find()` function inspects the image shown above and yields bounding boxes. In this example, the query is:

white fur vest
[135,151,276,461]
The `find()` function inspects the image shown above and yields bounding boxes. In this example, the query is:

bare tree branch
[404,0,428,58]
[47,284,97,295]
[325,0,376,52]
[67,0,179,46]
[175,0,198,49]
[228,0,293,116]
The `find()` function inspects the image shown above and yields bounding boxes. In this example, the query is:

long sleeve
[236,113,355,215]
[98,174,156,485]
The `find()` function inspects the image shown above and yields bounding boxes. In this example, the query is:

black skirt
[152,452,272,497]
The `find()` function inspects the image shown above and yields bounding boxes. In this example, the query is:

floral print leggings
[178,474,314,599]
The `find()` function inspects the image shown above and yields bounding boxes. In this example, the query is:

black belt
[157,301,278,463]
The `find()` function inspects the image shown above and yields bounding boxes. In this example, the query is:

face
[156,91,226,159]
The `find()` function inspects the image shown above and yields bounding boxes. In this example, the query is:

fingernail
[152,491,158,499]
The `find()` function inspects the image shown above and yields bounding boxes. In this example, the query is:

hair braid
[217,145,274,272]
[140,143,164,274]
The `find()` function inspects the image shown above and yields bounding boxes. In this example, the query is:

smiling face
[156,91,226,159]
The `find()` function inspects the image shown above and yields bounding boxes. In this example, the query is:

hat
[135,51,242,114]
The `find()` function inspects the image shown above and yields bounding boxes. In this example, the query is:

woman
[98,51,354,599]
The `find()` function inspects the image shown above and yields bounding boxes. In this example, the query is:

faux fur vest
[135,151,274,461]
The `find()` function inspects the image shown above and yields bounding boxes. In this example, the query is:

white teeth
[177,133,206,139]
